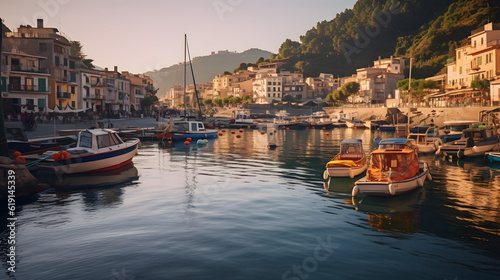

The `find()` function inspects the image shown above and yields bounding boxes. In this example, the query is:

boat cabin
[172,121,207,133]
[367,148,419,182]
[338,139,365,160]
[443,121,481,135]
[460,125,498,144]
[76,129,125,153]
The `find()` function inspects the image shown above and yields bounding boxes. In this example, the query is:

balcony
[83,94,104,100]
[57,92,71,99]
[55,75,69,83]
[8,65,50,75]
[8,84,50,93]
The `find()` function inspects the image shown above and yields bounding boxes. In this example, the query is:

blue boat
[487,152,500,162]
[171,120,218,141]
[440,120,480,143]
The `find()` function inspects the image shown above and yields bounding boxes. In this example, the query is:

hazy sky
[3,0,357,73]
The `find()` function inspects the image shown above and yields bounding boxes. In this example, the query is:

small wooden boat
[487,152,500,162]
[345,118,365,129]
[36,129,140,174]
[353,138,431,197]
[324,139,367,179]
[437,125,499,158]
[440,120,481,143]
[408,127,442,154]
[171,120,218,141]
[6,127,75,155]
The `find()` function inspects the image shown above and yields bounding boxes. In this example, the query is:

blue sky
[3,0,357,73]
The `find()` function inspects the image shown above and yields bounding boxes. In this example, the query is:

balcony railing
[8,65,50,74]
[8,84,50,93]
[57,92,71,98]
[83,94,104,100]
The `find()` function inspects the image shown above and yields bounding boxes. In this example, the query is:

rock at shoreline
[0,156,49,199]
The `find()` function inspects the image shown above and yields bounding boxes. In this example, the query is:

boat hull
[488,152,500,162]
[355,169,428,196]
[326,164,367,178]
[38,139,139,174]
[173,131,218,141]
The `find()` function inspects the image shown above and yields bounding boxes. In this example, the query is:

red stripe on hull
[88,158,133,173]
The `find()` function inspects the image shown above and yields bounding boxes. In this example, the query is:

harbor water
[2,127,500,279]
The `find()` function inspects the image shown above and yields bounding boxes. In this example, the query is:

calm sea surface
[2,127,500,280]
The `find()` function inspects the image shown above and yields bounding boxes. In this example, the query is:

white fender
[323,170,329,180]
[417,177,424,187]
[352,185,359,197]
[349,170,354,179]
[427,171,432,181]
[388,184,395,195]
[435,147,441,156]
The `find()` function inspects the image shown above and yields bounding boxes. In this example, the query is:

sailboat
[166,35,218,141]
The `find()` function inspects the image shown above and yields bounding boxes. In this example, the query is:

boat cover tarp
[326,160,357,167]
[367,148,419,182]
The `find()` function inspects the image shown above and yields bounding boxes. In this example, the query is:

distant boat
[329,112,348,128]
[353,138,431,196]
[36,129,140,174]
[487,152,500,163]
[309,111,334,129]
[230,110,257,128]
[407,127,442,154]
[324,139,367,179]
[440,120,481,143]
[437,125,499,158]
[273,111,308,129]
[171,119,218,141]
[6,126,74,155]
[345,118,365,129]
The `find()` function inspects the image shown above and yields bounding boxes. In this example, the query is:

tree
[213,98,223,107]
[202,99,213,107]
[243,95,253,104]
[141,85,159,112]
[325,92,335,104]
[341,82,360,96]
[397,79,439,103]
[223,97,231,106]
[71,41,94,69]
[471,79,490,105]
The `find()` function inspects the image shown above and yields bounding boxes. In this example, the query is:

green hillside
[271,0,500,79]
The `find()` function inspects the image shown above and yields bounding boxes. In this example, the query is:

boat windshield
[79,131,92,148]
[367,149,419,182]
[341,143,364,155]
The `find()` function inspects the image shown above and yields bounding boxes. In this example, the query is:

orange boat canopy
[367,149,419,182]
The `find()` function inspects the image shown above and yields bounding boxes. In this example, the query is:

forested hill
[271,0,500,79]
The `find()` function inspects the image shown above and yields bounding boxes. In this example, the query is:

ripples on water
[2,128,500,279]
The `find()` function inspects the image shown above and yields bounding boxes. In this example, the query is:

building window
[459,66,462,75]
[268,93,270,97]
[64,58,68,66]
[71,101,75,108]
[273,82,276,85]
[267,87,271,91]
[273,93,276,97]
[268,82,271,85]
[55,56,60,66]
[57,85,61,93]
[478,56,482,65]
[278,82,281,85]
[71,86,75,94]
[278,87,281,91]
[273,87,276,91]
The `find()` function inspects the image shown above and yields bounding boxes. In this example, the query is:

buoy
[221,130,226,132]
[351,185,359,197]
[306,127,309,129]
[236,135,241,138]
[61,151,70,159]
[231,131,236,134]
[184,141,190,145]
[325,132,330,136]
[219,133,223,136]
[13,151,22,158]
[286,127,290,130]
[239,129,243,132]
[322,127,326,130]
[388,184,395,195]
[417,177,424,187]
[354,127,357,130]
[52,152,61,161]
[186,137,192,142]
[349,170,354,179]
[197,139,208,145]
[323,170,329,180]
[260,131,265,135]
[15,156,26,164]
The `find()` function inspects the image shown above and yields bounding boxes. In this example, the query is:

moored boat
[440,120,481,143]
[171,120,218,141]
[408,127,442,154]
[353,138,431,196]
[487,152,500,162]
[345,118,365,129]
[324,139,367,179]
[437,125,499,158]
[35,129,140,174]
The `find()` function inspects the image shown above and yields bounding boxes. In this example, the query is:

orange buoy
[231,131,236,134]
[221,130,226,132]
[186,137,192,142]
[322,127,326,130]
[15,156,26,164]
[260,131,265,135]
[236,135,241,138]
[184,141,190,145]
[61,151,70,159]
[326,132,330,136]
[13,151,22,158]
[286,127,290,130]
[354,127,357,130]
[219,133,223,136]
[239,129,243,132]
[52,152,61,161]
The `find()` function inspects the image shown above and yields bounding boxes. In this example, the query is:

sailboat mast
[184,34,187,116]
[185,39,204,120]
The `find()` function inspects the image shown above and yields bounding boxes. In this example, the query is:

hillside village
[159,22,500,112]
[2,19,500,121]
